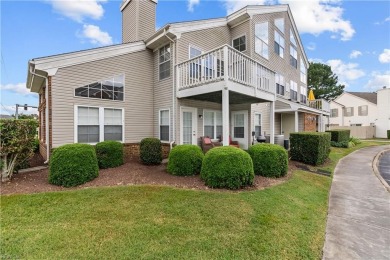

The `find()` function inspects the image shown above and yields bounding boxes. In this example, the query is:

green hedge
[167,145,204,176]
[95,141,123,169]
[326,129,350,143]
[140,138,162,165]
[201,146,254,189]
[387,130,390,139]
[49,144,99,187]
[290,132,331,166]
[330,141,349,148]
[248,144,288,178]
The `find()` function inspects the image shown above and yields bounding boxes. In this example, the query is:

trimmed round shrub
[201,146,254,189]
[49,143,99,187]
[140,138,162,165]
[95,141,124,169]
[248,143,288,178]
[167,145,204,176]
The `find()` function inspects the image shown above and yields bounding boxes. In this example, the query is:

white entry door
[231,110,248,149]
[181,107,197,145]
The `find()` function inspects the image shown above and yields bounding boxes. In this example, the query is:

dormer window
[75,75,124,101]
[233,36,246,52]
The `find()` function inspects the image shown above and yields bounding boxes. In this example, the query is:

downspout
[164,28,176,150]
[29,65,50,163]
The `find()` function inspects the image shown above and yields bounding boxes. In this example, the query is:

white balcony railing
[176,45,275,95]
[308,99,330,113]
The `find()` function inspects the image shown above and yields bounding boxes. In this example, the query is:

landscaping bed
[0,160,295,195]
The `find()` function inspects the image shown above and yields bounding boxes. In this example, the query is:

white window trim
[158,44,171,81]
[254,112,262,133]
[159,108,170,143]
[202,109,222,139]
[232,34,247,52]
[74,74,126,102]
[74,105,125,144]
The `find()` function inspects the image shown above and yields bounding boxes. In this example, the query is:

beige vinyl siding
[230,20,251,56]
[298,112,304,132]
[51,50,154,147]
[251,103,282,136]
[122,0,138,43]
[251,12,305,100]
[176,26,231,63]
[138,0,156,41]
[153,42,174,141]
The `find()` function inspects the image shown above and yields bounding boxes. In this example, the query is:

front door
[231,110,248,149]
[181,107,197,145]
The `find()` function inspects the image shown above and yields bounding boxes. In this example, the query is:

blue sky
[1,0,389,115]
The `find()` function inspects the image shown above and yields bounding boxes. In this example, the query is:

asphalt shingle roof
[347,92,377,104]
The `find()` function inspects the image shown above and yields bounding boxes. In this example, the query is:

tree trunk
[1,154,17,182]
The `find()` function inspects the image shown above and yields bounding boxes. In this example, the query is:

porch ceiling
[183,90,270,105]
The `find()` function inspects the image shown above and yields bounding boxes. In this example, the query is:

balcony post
[270,101,275,144]
[223,45,228,82]
[222,87,229,146]
[294,111,299,132]
[176,66,180,91]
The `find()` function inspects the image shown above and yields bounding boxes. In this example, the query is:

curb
[372,149,390,193]
[18,165,48,174]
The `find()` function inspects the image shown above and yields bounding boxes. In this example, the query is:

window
[233,35,246,52]
[274,31,284,58]
[159,44,171,80]
[290,29,297,46]
[275,73,285,96]
[204,110,222,139]
[290,45,297,68]
[75,75,124,101]
[254,113,262,137]
[300,86,307,103]
[189,46,202,80]
[255,22,269,59]
[300,58,307,84]
[344,107,354,117]
[234,114,245,138]
[290,80,298,101]
[159,110,170,141]
[76,106,123,143]
[331,108,338,118]
[275,18,284,33]
[358,105,368,116]
[351,124,362,126]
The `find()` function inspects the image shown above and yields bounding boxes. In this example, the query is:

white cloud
[375,16,390,25]
[188,0,200,12]
[349,50,362,59]
[365,71,390,90]
[0,83,37,96]
[47,0,107,23]
[223,0,355,41]
[326,59,365,86]
[81,24,113,45]
[0,105,38,116]
[379,49,390,63]
[307,42,316,51]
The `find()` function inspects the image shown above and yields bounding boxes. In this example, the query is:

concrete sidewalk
[323,145,390,260]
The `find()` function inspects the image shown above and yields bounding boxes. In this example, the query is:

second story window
[290,46,297,68]
[344,107,354,117]
[275,18,284,33]
[274,31,284,58]
[290,80,297,101]
[275,73,285,96]
[233,36,246,52]
[331,108,339,118]
[358,105,368,116]
[290,29,297,46]
[300,86,307,104]
[255,22,269,59]
[75,75,124,101]
[159,44,171,80]
[300,58,307,84]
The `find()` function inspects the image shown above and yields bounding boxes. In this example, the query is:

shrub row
[326,129,350,143]
[167,145,204,176]
[248,144,288,178]
[290,132,331,166]
[387,130,390,139]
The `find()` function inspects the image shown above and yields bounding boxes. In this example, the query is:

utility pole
[15,104,38,119]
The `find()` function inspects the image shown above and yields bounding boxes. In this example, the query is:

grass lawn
[0,141,386,259]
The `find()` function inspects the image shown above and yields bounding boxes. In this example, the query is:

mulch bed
[1,160,297,196]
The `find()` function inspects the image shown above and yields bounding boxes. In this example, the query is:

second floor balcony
[176,45,276,102]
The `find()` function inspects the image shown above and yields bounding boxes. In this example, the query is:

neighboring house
[0,114,13,119]
[329,88,390,138]
[26,0,329,161]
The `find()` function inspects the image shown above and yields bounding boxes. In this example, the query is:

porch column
[294,111,299,132]
[222,88,230,146]
[270,101,275,144]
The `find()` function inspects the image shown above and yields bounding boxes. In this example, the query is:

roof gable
[347,92,377,104]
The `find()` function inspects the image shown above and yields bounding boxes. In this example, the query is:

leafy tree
[308,62,345,101]
[0,119,38,182]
